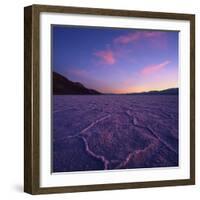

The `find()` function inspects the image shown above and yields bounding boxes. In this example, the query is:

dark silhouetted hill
[127,88,178,95]
[53,71,101,95]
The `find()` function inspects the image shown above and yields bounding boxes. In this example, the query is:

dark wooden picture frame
[24,4,195,194]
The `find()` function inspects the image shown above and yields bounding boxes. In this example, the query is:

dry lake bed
[53,95,178,172]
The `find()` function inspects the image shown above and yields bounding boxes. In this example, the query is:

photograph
[24,5,195,194]
[52,25,179,173]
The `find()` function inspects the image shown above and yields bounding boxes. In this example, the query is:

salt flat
[53,95,178,172]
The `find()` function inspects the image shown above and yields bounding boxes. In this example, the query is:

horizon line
[53,71,178,95]
[95,87,179,95]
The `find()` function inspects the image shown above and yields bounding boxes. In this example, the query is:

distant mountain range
[53,71,101,95]
[53,71,178,95]
[126,88,178,95]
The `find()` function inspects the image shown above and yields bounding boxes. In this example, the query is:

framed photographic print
[24,4,195,194]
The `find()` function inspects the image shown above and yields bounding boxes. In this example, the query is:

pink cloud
[143,31,164,38]
[141,60,171,75]
[93,31,167,67]
[114,32,141,44]
[114,31,166,45]
[94,50,116,65]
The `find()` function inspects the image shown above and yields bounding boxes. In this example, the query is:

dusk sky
[52,25,178,94]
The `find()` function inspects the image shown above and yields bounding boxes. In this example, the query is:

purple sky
[52,26,178,94]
